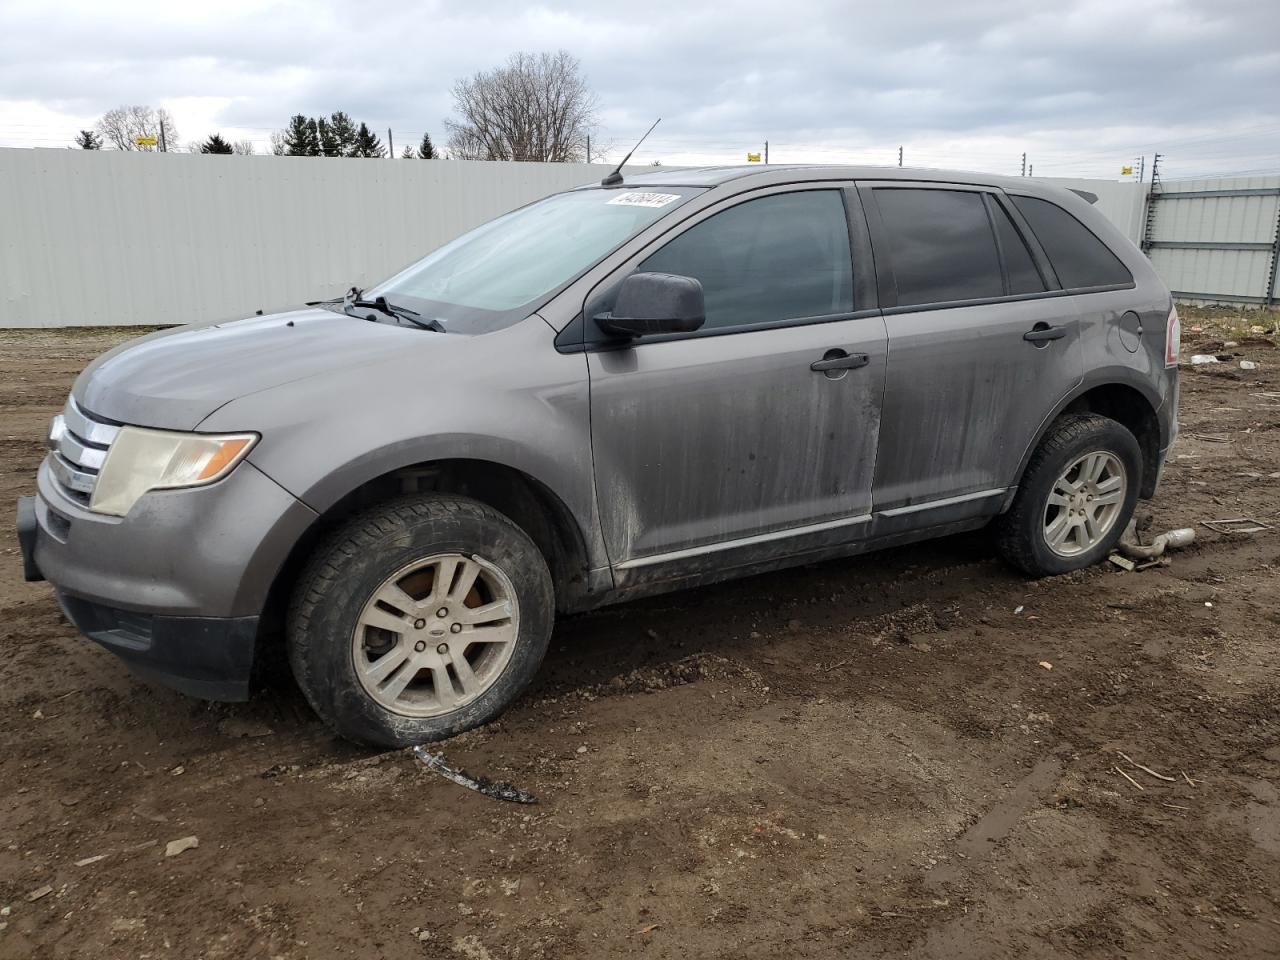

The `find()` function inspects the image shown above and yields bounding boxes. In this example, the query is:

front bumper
[19,456,317,701]
[56,591,258,700]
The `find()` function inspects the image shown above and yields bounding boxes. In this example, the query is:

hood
[74,308,433,430]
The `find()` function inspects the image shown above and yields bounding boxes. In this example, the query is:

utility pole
[898,145,903,167]
[764,140,768,165]
[159,117,167,153]
[1021,152,1026,177]
[1139,155,1145,183]
[388,128,394,158]
[586,135,590,162]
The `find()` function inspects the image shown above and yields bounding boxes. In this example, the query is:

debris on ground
[26,884,53,902]
[1241,360,1259,370]
[1111,520,1195,571]
[411,747,538,804]
[1190,354,1220,365]
[1038,661,1053,671]
[216,718,274,739]
[164,836,199,857]
[1202,517,1273,535]
[74,854,106,867]
[1117,751,1177,782]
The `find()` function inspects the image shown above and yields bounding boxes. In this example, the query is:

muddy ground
[1,315,1278,960]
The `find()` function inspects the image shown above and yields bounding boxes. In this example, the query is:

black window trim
[1003,190,1136,295]
[567,181,876,351]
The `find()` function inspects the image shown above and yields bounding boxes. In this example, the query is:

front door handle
[1023,322,1067,344]
[810,350,870,372]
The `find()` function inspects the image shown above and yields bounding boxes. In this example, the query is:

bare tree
[94,105,179,151]
[232,140,255,155]
[445,51,597,162]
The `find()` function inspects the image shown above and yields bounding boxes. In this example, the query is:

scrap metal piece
[411,746,538,804]
[1201,517,1272,535]
[1115,520,1196,560]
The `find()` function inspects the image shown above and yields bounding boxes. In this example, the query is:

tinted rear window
[874,188,1003,306]
[1011,195,1132,290]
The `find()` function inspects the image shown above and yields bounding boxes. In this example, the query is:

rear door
[585,185,888,583]
[861,182,1085,514]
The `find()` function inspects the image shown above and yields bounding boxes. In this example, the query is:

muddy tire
[996,414,1142,578]
[287,494,554,748]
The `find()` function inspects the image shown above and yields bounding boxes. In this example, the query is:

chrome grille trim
[63,396,120,447]
[49,452,98,495]
[57,431,106,471]
[49,395,121,501]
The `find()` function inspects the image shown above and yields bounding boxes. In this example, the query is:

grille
[47,396,120,504]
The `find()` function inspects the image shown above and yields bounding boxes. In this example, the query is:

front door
[585,187,888,583]
[861,183,1085,513]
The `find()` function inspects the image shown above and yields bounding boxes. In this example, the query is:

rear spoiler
[1068,188,1099,205]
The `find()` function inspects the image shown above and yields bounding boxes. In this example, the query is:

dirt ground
[1,314,1279,960]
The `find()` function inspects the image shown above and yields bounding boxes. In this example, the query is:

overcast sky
[1,0,1277,180]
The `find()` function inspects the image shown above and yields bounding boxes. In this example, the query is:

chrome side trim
[876,487,1007,518]
[616,513,873,570]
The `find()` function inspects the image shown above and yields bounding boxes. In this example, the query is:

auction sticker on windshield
[607,192,682,208]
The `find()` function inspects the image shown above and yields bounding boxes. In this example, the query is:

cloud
[0,0,1276,177]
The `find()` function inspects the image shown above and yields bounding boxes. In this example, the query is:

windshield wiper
[310,286,445,332]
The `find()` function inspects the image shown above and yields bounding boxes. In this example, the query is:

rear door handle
[1023,323,1067,344]
[810,350,870,372]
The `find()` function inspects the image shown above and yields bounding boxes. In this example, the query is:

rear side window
[873,189,1003,306]
[639,190,853,330]
[991,203,1046,295]
[1010,195,1132,290]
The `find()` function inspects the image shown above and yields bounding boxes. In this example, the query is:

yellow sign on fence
[1121,165,1134,176]
[746,152,761,163]
[135,135,158,147]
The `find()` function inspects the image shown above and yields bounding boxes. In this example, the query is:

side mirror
[594,272,705,338]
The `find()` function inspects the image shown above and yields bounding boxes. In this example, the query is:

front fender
[197,316,608,572]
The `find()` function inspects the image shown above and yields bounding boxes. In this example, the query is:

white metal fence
[1141,175,1280,306]
[0,150,619,328]
[0,149,1272,328]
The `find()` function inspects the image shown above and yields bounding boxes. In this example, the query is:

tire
[996,414,1142,578]
[287,494,554,748]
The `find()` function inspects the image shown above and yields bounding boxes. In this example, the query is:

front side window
[874,188,1003,307]
[367,187,702,333]
[638,190,854,331]
[1010,195,1132,290]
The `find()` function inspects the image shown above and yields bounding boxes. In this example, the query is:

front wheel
[287,495,554,748]
[996,413,1142,577]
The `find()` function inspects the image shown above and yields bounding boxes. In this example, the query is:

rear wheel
[288,494,554,748]
[996,414,1141,577]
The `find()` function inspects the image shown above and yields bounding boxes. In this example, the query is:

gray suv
[16,165,1179,747]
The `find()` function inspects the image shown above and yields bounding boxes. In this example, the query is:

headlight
[90,428,258,517]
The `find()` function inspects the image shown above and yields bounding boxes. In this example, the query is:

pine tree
[350,122,385,158]
[200,133,234,154]
[401,145,414,158]
[417,132,437,159]
[74,129,102,149]
[328,111,358,156]
[317,117,340,157]
[280,114,320,156]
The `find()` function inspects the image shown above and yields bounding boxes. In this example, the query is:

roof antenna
[601,118,660,186]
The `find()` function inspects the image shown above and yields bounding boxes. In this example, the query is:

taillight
[1165,304,1180,366]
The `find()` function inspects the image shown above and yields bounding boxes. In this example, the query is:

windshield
[366,187,703,333]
